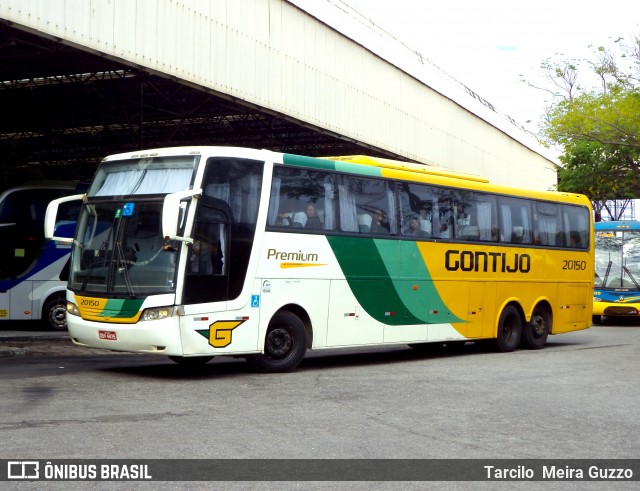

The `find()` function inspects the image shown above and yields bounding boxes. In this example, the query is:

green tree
[536,35,640,218]
[557,141,640,220]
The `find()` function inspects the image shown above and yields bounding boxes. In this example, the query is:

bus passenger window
[340,175,394,235]
[268,166,334,232]
[561,204,590,249]
[534,202,561,246]
[498,197,533,245]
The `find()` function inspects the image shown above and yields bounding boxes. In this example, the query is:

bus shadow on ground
[101,341,549,380]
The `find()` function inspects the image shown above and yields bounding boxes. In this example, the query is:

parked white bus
[46,147,593,370]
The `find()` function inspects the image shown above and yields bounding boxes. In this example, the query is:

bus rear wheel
[492,305,522,352]
[521,305,550,350]
[247,311,307,373]
[43,294,68,331]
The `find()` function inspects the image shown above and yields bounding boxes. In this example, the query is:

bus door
[182,197,230,308]
[179,198,232,355]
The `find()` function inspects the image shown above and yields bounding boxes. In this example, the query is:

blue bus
[0,182,82,330]
[593,220,640,324]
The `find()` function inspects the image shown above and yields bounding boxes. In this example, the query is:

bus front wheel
[492,305,522,352]
[247,311,307,373]
[43,294,68,331]
[521,305,550,350]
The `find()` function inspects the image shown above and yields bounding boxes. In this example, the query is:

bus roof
[324,155,489,183]
[95,146,589,208]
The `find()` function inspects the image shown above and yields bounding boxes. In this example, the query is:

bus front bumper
[592,301,640,317]
[67,315,183,355]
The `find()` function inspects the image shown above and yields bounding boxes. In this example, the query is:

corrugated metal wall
[0,0,557,190]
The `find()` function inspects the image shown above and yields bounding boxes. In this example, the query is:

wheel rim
[264,326,293,360]
[530,313,548,338]
[49,304,67,329]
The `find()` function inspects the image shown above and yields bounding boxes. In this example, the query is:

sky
[338,0,640,133]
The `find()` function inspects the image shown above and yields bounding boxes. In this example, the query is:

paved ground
[0,325,70,357]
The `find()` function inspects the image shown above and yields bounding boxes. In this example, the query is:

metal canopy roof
[0,21,394,190]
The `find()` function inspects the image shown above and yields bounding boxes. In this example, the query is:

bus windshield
[70,154,199,296]
[595,229,640,290]
[69,199,180,296]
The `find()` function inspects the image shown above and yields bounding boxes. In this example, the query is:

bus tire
[247,311,307,373]
[43,294,68,331]
[168,356,214,366]
[521,305,550,350]
[592,315,602,325]
[492,305,522,352]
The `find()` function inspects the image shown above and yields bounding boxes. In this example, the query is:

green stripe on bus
[283,154,337,171]
[327,236,462,325]
[100,298,145,318]
[283,154,383,177]
[334,161,382,177]
[380,240,464,324]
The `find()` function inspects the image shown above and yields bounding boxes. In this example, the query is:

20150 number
[563,260,587,271]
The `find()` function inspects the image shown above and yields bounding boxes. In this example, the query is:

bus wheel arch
[491,302,523,352]
[247,308,309,373]
[42,292,68,331]
[521,301,551,350]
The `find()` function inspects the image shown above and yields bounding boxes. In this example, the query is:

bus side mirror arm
[162,188,202,244]
[44,194,85,242]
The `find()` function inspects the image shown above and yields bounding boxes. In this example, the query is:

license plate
[98,330,117,341]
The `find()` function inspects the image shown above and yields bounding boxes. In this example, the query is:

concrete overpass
[0,0,557,190]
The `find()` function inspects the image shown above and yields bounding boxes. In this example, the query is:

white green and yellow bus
[45,146,594,371]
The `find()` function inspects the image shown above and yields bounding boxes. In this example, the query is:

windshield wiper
[114,240,136,298]
[602,260,613,288]
[623,265,640,289]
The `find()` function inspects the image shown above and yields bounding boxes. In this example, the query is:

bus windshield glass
[595,229,640,290]
[88,155,198,197]
[69,155,200,296]
[69,199,181,296]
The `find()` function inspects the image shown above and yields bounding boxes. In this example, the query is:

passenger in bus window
[304,203,322,229]
[418,210,432,235]
[370,209,390,234]
[404,216,427,237]
[275,212,292,226]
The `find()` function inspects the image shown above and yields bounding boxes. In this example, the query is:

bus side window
[340,175,394,235]
[498,197,533,245]
[268,166,335,232]
[534,202,560,246]
[398,182,439,238]
[561,204,590,249]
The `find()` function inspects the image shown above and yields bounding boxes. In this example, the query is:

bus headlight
[67,302,80,317]
[140,306,175,321]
